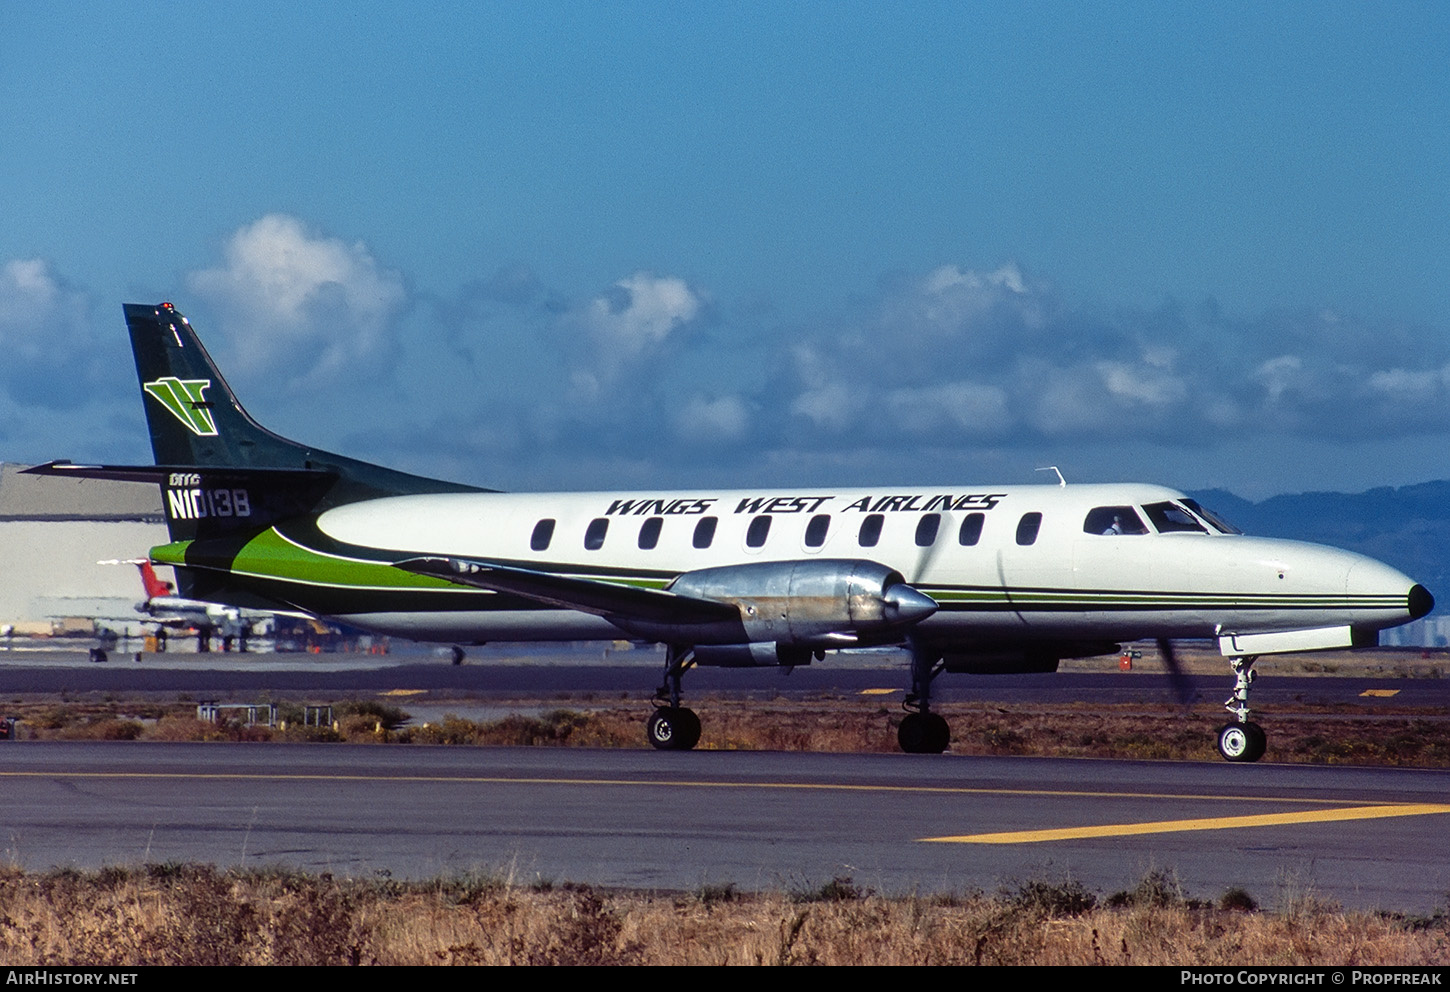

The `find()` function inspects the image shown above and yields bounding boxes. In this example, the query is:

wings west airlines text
[604,493,1009,516]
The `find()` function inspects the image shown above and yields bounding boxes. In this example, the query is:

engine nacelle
[693,643,817,667]
[613,559,937,646]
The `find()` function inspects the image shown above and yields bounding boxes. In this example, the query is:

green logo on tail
[143,377,218,436]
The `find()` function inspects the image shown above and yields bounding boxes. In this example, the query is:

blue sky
[2,2,1447,498]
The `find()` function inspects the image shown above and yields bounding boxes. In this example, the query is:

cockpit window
[1083,506,1149,536]
[1143,501,1208,534]
[1180,498,1243,534]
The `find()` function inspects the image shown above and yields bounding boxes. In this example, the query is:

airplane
[25,302,1434,760]
[97,558,298,652]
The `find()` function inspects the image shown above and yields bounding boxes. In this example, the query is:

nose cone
[1409,584,1435,620]
[883,583,938,624]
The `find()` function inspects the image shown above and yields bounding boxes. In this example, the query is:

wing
[394,556,739,626]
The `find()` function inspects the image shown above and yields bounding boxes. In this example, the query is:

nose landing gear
[1216,655,1266,762]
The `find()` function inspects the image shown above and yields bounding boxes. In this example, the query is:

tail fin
[30,303,484,547]
[136,560,173,600]
[126,302,482,507]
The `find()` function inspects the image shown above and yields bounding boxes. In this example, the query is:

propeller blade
[1158,637,1193,707]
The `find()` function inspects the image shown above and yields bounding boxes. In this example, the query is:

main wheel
[647,707,700,750]
[1216,722,1266,763]
[898,713,949,754]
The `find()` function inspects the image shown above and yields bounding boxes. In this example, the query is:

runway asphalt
[2,741,1447,913]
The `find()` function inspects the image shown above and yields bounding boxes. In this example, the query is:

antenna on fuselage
[1036,466,1066,487]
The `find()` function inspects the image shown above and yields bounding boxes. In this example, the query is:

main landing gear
[899,641,950,754]
[648,645,701,750]
[1216,654,1266,762]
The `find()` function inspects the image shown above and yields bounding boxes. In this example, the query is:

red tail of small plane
[136,560,173,600]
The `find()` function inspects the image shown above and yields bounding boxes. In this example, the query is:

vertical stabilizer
[124,302,483,503]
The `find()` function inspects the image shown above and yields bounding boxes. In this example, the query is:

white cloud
[583,271,702,355]
[884,382,1011,437]
[0,258,91,362]
[187,214,407,386]
[675,394,749,443]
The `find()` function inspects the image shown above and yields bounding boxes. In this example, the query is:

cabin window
[958,512,984,546]
[1143,501,1207,534]
[584,517,609,550]
[1083,506,1148,536]
[1016,512,1042,546]
[915,513,941,547]
[638,516,662,549]
[693,516,718,549]
[804,514,831,548]
[530,518,555,551]
[858,513,884,548]
[746,515,772,548]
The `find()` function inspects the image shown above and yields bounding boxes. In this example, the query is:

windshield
[1143,501,1208,534]
[1180,498,1243,534]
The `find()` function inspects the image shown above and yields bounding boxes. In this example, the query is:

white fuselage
[313,482,1423,648]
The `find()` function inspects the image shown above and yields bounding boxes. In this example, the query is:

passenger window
[915,513,940,547]
[958,512,984,546]
[1083,506,1148,536]
[1016,512,1042,546]
[858,514,884,548]
[530,518,555,551]
[693,516,718,549]
[584,517,608,550]
[804,514,830,548]
[746,515,772,548]
[638,516,663,550]
[1143,501,1207,534]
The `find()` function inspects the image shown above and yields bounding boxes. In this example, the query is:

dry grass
[1,864,1446,965]
[8,696,1450,765]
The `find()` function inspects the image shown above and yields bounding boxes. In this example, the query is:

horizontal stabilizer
[22,460,335,484]
[394,556,738,625]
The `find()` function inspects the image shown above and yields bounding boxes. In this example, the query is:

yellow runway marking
[1360,688,1400,697]
[859,688,900,695]
[922,804,1450,844]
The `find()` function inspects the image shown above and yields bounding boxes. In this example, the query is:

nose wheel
[1216,720,1266,762]
[1217,654,1266,762]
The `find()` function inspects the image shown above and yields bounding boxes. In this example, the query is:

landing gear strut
[648,645,701,750]
[899,642,950,754]
[1216,654,1266,762]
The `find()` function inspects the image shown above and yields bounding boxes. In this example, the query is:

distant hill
[1189,482,1450,613]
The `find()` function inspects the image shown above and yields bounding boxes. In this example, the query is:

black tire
[88,648,107,664]
[648,707,700,751]
[925,713,950,753]
[1216,722,1265,762]
[898,712,948,754]
[1242,722,1267,762]
[675,708,701,750]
